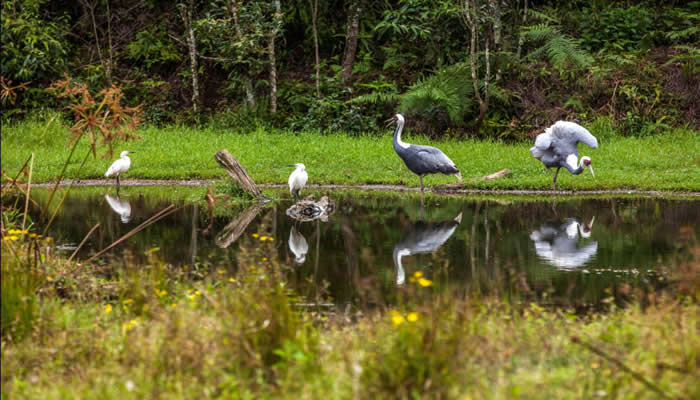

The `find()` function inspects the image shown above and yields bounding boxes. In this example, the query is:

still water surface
[23,188,698,308]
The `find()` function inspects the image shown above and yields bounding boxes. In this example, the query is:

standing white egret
[105,151,134,191]
[387,114,462,196]
[287,163,308,199]
[530,121,598,190]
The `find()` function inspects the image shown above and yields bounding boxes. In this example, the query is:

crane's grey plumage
[530,121,598,190]
[105,151,134,191]
[287,163,308,198]
[288,226,309,264]
[530,217,597,270]
[388,114,462,195]
[393,212,462,285]
[105,194,132,223]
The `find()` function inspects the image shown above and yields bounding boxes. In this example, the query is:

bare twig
[21,154,34,230]
[84,204,178,263]
[67,223,100,263]
[571,336,674,400]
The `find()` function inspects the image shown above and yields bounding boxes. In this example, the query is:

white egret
[287,163,308,199]
[105,151,134,191]
[288,226,309,264]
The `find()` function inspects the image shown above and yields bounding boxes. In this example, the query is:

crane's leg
[552,167,561,191]
[419,175,425,216]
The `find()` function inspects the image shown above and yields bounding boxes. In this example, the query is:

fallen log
[215,203,266,248]
[214,150,268,201]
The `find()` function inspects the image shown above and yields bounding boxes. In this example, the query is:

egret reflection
[105,194,132,223]
[530,217,597,269]
[288,226,309,264]
[393,212,462,285]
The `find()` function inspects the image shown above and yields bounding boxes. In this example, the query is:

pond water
[17,188,699,308]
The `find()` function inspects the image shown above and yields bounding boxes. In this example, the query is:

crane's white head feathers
[581,156,594,177]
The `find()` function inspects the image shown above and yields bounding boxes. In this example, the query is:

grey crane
[530,121,598,190]
[393,212,462,285]
[529,217,597,270]
[387,114,462,196]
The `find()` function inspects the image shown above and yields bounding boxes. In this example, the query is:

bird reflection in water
[530,217,597,270]
[105,194,132,223]
[393,212,462,285]
[288,225,309,264]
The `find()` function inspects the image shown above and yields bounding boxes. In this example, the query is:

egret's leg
[552,167,561,191]
[116,175,121,191]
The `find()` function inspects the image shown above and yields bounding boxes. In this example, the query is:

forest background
[1,0,698,139]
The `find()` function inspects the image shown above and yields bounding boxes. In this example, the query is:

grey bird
[393,212,462,285]
[529,217,597,270]
[387,114,462,196]
[530,121,598,190]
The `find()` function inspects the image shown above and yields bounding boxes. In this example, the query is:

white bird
[287,163,308,199]
[288,226,309,264]
[105,151,134,191]
[105,194,132,223]
[530,121,598,190]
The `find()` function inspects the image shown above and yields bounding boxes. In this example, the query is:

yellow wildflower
[104,304,113,314]
[260,236,268,241]
[3,237,11,241]
[407,312,419,322]
[262,257,268,262]
[9,236,19,241]
[417,278,433,287]
[216,268,226,274]
[591,362,599,369]
[413,271,423,278]
[155,289,167,297]
[252,233,259,238]
[29,233,39,238]
[123,298,134,305]
[268,237,275,241]
[171,303,177,308]
[46,276,53,282]
[195,290,201,296]
[229,277,236,283]
[390,310,405,326]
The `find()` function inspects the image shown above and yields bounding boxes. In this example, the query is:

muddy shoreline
[18,179,700,197]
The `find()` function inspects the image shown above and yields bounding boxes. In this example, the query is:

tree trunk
[269,0,282,114]
[516,0,528,59]
[462,0,490,134]
[180,0,200,113]
[341,0,362,83]
[214,150,268,200]
[81,0,112,86]
[309,0,321,98]
[230,0,255,108]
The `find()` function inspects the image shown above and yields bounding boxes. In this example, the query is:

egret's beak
[588,165,595,178]
[286,164,296,168]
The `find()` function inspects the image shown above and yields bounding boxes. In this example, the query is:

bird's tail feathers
[455,172,463,182]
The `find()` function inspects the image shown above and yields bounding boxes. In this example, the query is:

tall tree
[341,0,363,84]
[268,0,283,114]
[230,0,255,107]
[179,0,200,113]
[79,0,114,86]
[309,0,320,98]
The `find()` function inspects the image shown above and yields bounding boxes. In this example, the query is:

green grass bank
[2,119,698,191]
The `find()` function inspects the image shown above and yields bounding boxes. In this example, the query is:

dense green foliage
[1,0,698,137]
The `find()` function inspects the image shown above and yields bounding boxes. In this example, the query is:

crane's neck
[393,119,410,149]
[564,154,585,174]
[393,248,410,285]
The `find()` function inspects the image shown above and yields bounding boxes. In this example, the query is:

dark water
[16,188,699,308]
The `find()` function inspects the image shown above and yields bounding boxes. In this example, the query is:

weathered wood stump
[286,195,336,222]
[214,150,268,201]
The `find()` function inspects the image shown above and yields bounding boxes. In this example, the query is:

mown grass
[2,117,698,191]
[2,211,698,399]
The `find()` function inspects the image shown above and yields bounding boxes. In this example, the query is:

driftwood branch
[214,150,268,201]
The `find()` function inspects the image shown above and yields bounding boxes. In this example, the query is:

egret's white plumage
[105,151,133,190]
[288,163,308,198]
[105,194,132,223]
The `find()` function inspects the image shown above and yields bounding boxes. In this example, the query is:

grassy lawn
[1,118,699,191]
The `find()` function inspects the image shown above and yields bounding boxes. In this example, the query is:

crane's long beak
[384,117,395,128]
[588,165,595,178]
